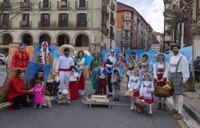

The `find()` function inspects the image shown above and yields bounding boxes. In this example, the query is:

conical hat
[58,45,75,56]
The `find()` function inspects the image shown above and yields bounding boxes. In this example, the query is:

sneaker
[149,110,153,115]
[169,109,178,114]
[174,113,183,120]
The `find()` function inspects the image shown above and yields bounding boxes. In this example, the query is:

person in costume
[29,69,44,89]
[7,69,31,110]
[111,69,122,101]
[138,54,149,75]
[163,43,189,119]
[96,62,108,95]
[153,53,167,111]
[128,69,140,111]
[12,43,30,69]
[68,66,79,100]
[126,51,138,70]
[36,41,53,65]
[106,49,116,97]
[30,80,43,109]
[75,50,86,95]
[140,73,154,114]
[115,54,126,68]
[55,45,75,100]
[89,51,100,94]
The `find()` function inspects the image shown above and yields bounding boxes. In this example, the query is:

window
[124,30,129,37]
[124,21,130,29]
[79,0,86,7]
[125,12,131,20]
[41,13,50,27]
[77,13,87,27]
[59,13,68,27]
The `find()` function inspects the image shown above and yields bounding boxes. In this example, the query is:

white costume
[76,58,85,70]
[163,53,189,115]
[55,55,74,91]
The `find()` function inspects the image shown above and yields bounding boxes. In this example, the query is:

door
[41,13,50,27]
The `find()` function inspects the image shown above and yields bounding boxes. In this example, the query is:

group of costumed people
[5,42,190,120]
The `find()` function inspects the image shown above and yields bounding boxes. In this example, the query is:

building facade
[116,2,154,52]
[0,0,116,52]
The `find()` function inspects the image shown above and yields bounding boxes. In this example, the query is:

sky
[117,0,164,33]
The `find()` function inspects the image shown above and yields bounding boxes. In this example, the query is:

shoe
[14,104,21,110]
[174,113,183,120]
[149,110,153,115]
[33,104,37,109]
[156,103,162,110]
[163,104,167,111]
[169,109,178,114]
[39,105,42,109]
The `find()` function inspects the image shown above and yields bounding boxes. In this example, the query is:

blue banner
[25,62,52,82]
[124,50,145,61]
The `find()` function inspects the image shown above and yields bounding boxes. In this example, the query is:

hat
[62,89,69,95]
[143,73,151,79]
[156,53,165,58]
[19,43,27,47]
[41,41,48,47]
[170,43,180,50]
[110,49,114,52]
[58,45,75,56]
[101,62,106,66]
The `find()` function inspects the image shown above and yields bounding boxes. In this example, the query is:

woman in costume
[75,50,86,95]
[89,51,100,94]
[7,69,31,110]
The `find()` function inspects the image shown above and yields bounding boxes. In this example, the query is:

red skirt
[154,73,165,87]
[133,91,140,98]
[78,72,85,90]
[144,93,154,104]
[68,81,79,100]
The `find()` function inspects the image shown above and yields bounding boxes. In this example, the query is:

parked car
[0,53,6,65]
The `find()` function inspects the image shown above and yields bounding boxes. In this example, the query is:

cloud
[118,0,164,33]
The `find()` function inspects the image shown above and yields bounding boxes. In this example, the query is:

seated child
[128,69,140,111]
[57,89,71,104]
[139,73,154,114]
[111,69,122,101]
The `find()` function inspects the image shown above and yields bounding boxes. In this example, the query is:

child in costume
[111,69,121,101]
[95,62,108,95]
[30,80,43,109]
[140,73,154,114]
[128,69,140,111]
[57,89,71,104]
[68,66,79,100]
[43,90,53,108]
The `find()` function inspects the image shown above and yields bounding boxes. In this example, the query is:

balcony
[39,2,51,10]
[58,21,68,27]
[57,1,70,10]
[110,32,114,39]
[0,2,11,11]
[110,2,115,11]
[38,21,55,28]
[110,19,115,25]
[20,21,31,28]
[75,1,88,10]
[121,16,132,21]
[20,2,32,10]
[0,22,11,29]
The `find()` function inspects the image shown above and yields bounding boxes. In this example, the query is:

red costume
[12,51,30,68]
[7,78,28,104]
[68,81,79,100]
[78,72,85,90]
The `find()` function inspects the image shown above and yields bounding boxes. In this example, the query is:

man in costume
[55,45,75,100]
[106,49,116,97]
[12,43,30,69]
[36,41,53,65]
[163,43,189,119]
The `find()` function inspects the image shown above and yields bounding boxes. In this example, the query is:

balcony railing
[20,2,32,10]
[58,21,68,27]
[57,1,70,10]
[0,2,11,11]
[110,19,115,25]
[20,21,31,28]
[0,22,11,29]
[39,2,51,10]
[111,2,115,11]
[38,21,55,27]
[75,1,88,10]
